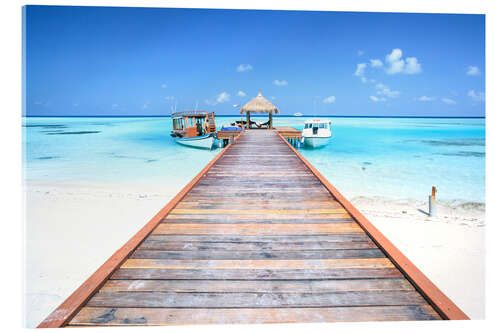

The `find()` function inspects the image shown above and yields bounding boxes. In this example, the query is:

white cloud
[237,90,246,97]
[361,77,367,83]
[357,50,364,56]
[441,98,457,105]
[236,64,253,72]
[404,57,422,74]
[385,48,422,75]
[468,89,485,101]
[164,96,175,101]
[273,79,288,86]
[370,96,387,102]
[375,83,400,98]
[354,63,367,77]
[205,92,230,106]
[216,92,230,103]
[418,96,435,102]
[370,59,383,67]
[270,96,276,100]
[112,103,119,109]
[142,103,149,110]
[161,83,167,88]
[73,103,79,107]
[323,96,336,104]
[466,66,480,76]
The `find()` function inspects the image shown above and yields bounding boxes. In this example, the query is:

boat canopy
[172,111,212,119]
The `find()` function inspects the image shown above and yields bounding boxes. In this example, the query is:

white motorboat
[294,112,303,116]
[301,119,332,148]
[171,111,217,149]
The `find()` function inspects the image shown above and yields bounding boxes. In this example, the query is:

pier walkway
[39,130,468,327]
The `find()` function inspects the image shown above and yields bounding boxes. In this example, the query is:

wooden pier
[39,130,468,327]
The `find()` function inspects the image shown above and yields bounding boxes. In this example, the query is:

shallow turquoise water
[23,116,485,204]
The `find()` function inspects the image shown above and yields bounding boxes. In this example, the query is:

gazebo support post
[246,111,250,129]
[269,111,273,129]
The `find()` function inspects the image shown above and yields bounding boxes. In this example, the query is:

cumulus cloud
[237,90,246,97]
[375,83,400,98]
[468,89,485,101]
[236,64,253,72]
[370,59,383,67]
[205,92,230,106]
[161,83,167,88]
[323,96,336,104]
[357,50,364,56]
[361,77,367,83]
[354,63,367,77]
[370,96,387,102]
[216,92,230,103]
[466,66,480,76]
[385,49,422,75]
[418,96,435,102]
[441,98,457,105]
[273,79,288,86]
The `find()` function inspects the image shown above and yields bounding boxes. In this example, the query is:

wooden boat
[171,111,217,149]
[301,119,332,148]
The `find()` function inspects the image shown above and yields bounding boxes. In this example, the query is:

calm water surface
[23,116,485,204]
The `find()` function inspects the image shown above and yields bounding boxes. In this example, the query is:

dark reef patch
[36,156,59,160]
[46,131,101,135]
[439,151,485,157]
[419,139,484,147]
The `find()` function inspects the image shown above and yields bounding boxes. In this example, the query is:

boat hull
[175,134,215,149]
[303,136,331,148]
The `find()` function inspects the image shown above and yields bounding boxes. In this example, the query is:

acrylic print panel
[23,5,484,328]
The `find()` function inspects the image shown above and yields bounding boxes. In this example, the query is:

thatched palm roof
[240,90,279,114]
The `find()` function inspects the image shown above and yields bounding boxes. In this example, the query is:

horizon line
[23,114,486,119]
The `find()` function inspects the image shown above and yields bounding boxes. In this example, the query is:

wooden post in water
[429,186,437,217]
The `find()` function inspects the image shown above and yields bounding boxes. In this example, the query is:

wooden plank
[130,249,385,260]
[37,140,238,328]
[86,290,428,308]
[120,258,394,270]
[111,268,404,280]
[144,233,373,243]
[279,133,469,320]
[99,278,415,293]
[152,223,362,235]
[160,218,356,224]
[138,240,377,251]
[69,306,440,325]
[169,208,346,215]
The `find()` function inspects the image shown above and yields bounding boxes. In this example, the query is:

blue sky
[24,6,485,117]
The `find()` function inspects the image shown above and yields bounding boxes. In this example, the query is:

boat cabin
[303,119,331,135]
[171,111,216,138]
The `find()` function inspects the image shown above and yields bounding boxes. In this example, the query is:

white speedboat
[171,111,216,149]
[301,119,332,148]
[294,112,303,116]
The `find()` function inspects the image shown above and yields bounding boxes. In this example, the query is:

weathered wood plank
[69,306,441,325]
[169,208,347,215]
[152,223,362,235]
[138,240,377,251]
[130,249,385,260]
[87,290,428,308]
[111,268,404,280]
[99,279,415,293]
[144,233,373,243]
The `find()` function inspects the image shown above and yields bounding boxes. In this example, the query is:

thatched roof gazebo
[240,90,279,129]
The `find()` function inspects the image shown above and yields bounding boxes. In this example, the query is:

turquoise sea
[22,116,485,205]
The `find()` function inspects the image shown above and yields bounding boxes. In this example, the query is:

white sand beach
[23,181,484,327]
